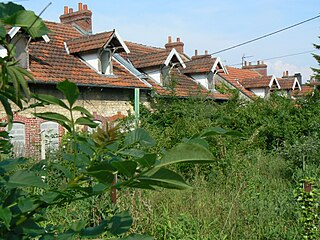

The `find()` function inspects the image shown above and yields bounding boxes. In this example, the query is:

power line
[228,50,316,66]
[210,14,320,56]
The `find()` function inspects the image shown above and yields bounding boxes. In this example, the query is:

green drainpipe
[134,88,140,127]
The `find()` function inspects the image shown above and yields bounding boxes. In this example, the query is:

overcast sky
[6,0,320,82]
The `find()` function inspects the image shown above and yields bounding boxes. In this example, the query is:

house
[1,3,229,156]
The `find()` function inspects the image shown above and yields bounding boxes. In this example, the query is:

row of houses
[0,3,315,156]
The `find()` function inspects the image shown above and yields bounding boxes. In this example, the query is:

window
[7,122,25,156]
[99,49,112,75]
[40,121,59,150]
[88,120,102,134]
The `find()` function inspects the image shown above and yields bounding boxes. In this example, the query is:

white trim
[8,27,21,39]
[8,27,50,42]
[164,48,186,68]
[42,35,50,43]
[64,42,70,54]
[269,75,281,89]
[211,57,228,74]
[293,77,302,91]
[105,30,130,54]
[113,56,152,88]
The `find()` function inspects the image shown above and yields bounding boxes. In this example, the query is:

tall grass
[118,150,301,239]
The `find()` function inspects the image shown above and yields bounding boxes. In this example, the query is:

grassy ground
[118,150,301,239]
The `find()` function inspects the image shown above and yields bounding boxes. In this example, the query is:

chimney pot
[257,60,260,65]
[177,37,180,42]
[195,49,198,56]
[249,62,251,66]
[262,60,264,64]
[205,50,208,55]
[286,70,289,76]
[168,36,172,43]
[64,6,68,14]
[78,2,83,11]
[69,8,73,13]
[83,4,88,10]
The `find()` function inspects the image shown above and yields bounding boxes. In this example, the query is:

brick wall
[0,84,150,156]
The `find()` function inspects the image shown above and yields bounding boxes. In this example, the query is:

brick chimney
[191,50,211,60]
[60,3,92,35]
[165,36,184,54]
[242,60,267,76]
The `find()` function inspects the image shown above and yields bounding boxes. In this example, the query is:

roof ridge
[125,41,164,50]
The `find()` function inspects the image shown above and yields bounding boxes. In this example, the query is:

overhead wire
[228,50,316,66]
[210,14,320,56]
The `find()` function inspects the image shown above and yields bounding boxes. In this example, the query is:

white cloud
[266,60,314,83]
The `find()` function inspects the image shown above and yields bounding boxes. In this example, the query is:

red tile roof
[277,78,298,90]
[28,21,148,89]
[181,56,218,74]
[240,76,276,89]
[124,41,163,56]
[129,50,171,68]
[66,31,114,53]
[218,67,260,99]
[292,85,313,97]
[146,68,229,100]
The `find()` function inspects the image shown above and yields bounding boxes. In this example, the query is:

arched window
[40,121,59,150]
[7,122,25,156]
[88,120,102,134]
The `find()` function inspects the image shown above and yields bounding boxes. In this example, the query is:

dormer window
[65,29,130,76]
[99,49,112,75]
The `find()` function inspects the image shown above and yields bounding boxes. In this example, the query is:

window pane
[40,121,59,150]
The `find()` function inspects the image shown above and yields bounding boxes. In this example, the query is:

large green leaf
[7,170,48,189]
[75,117,99,128]
[157,143,214,168]
[109,211,132,235]
[18,197,38,213]
[0,157,26,174]
[34,112,71,132]
[57,80,79,108]
[119,148,146,158]
[0,206,12,230]
[72,106,93,118]
[33,94,68,109]
[80,220,108,237]
[112,161,137,177]
[4,10,49,38]
[124,128,155,147]
[136,153,157,168]
[134,168,191,190]
[87,162,115,184]
[0,2,25,19]
[0,94,13,129]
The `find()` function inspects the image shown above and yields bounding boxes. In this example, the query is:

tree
[311,36,320,81]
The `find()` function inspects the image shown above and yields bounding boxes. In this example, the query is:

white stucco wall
[251,88,266,98]
[80,52,99,72]
[190,73,208,89]
[144,68,161,85]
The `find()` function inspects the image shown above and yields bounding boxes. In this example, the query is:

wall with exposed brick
[0,83,150,156]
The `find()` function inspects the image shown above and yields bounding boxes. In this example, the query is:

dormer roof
[278,77,301,90]
[240,75,280,89]
[65,29,130,54]
[181,56,227,74]
[129,48,185,69]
